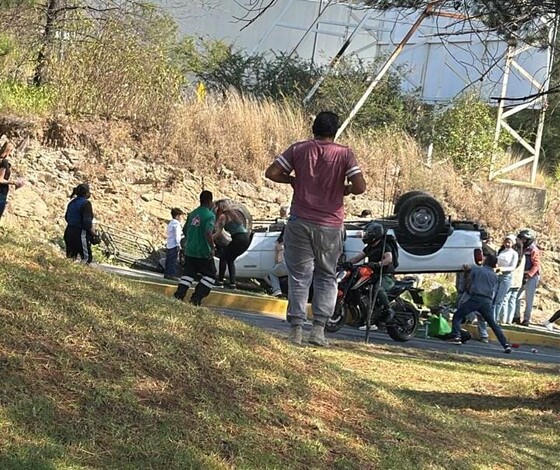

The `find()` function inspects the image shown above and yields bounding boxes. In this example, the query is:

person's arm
[274,241,284,264]
[213,214,226,240]
[205,214,216,257]
[344,150,366,195]
[81,200,95,235]
[173,220,182,247]
[265,161,295,185]
[0,166,16,187]
[347,252,366,264]
[527,248,541,277]
[265,147,295,186]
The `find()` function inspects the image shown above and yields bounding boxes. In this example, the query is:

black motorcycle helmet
[362,222,385,244]
[517,228,536,248]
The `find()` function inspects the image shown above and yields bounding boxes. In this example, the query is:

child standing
[164,208,185,279]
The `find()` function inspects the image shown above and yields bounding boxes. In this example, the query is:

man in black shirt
[346,222,397,320]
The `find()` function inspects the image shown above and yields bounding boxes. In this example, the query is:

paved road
[218,308,560,366]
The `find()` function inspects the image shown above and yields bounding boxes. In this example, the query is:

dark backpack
[386,235,399,269]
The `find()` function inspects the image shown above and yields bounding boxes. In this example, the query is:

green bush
[431,93,505,177]
[0,80,55,115]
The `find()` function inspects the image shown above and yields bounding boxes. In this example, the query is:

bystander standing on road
[446,255,512,353]
[500,237,524,324]
[265,111,367,346]
[514,229,541,326]
[478,234,518,340]
[164,208,185,279]
[174,191,217,306]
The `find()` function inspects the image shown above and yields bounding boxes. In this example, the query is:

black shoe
[512,318,521,325]
[382,308,395,324]
[504,345,512,354]
[228,283,237,290]
[445,336,462,345]
[520,320,530,327]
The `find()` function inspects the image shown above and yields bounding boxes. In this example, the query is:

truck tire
[397,194,445,242]
[393,190,429,215]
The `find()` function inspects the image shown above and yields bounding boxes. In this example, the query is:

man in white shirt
[164,207,185,279]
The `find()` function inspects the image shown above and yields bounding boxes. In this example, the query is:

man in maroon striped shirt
[265,111,367,346]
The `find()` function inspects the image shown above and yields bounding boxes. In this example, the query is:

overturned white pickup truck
[230,192,487,284]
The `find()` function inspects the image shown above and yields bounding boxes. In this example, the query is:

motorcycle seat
[393,278,416,289]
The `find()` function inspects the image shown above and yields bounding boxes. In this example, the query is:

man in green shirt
[173,190,217,306]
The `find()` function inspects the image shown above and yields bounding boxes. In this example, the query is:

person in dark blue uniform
[64,183,96,264]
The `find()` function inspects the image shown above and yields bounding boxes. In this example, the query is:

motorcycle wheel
[325,301,346,333]
[386,299,419,342]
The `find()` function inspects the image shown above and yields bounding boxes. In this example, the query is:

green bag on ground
[428,314,452,337]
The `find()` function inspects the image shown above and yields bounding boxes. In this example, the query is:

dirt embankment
[1,115,558,321]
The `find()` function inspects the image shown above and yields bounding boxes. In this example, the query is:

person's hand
[344,184,352,196]
[14,178,25,190]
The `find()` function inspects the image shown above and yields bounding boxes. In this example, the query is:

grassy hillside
[0,233,559,469]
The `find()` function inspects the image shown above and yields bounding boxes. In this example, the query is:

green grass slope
[1,234,559,469]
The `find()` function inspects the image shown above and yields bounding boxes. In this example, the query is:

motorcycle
[326,263,423,342]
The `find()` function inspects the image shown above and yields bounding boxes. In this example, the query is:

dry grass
[1,233,559,469]
[2,93,557,239]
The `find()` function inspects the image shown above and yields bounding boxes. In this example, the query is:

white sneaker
[359,324,378,331]
[543,320,555,331]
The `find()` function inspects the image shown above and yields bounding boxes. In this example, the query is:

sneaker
[520,320,530,327]
[358,324,378,331]
[289,325,303,345]
[271,290,283,298]
[478,337,489,344]
[445,336,462,345]
[543,320,555,331]
[214,280,224,288]
[228,282,237,290]
[308,324,329,347]
[504,345,512,354]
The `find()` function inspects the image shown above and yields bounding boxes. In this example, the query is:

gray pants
[283,217,343,326]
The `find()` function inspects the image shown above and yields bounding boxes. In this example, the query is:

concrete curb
[133,279,560,350]
[137,280,289,316]
[462,324,560,349]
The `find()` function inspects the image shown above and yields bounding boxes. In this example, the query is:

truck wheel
[393,190,429,214]
[397,194,445,242]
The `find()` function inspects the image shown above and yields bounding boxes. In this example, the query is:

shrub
[431,93,503,177]
[0,80,55,115]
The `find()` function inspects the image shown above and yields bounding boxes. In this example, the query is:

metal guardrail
[97,223,163,272]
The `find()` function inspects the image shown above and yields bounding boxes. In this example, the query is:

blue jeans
[164,246,180,277]
[452,294,509,348]
[479,273,512,337]
[283,217,343,327]
[501,287,519,324]
[516,274,540,322]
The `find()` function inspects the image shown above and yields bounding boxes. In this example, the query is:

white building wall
[157,0,551,105]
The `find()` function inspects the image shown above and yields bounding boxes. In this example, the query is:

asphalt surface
[218,308,560,366]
